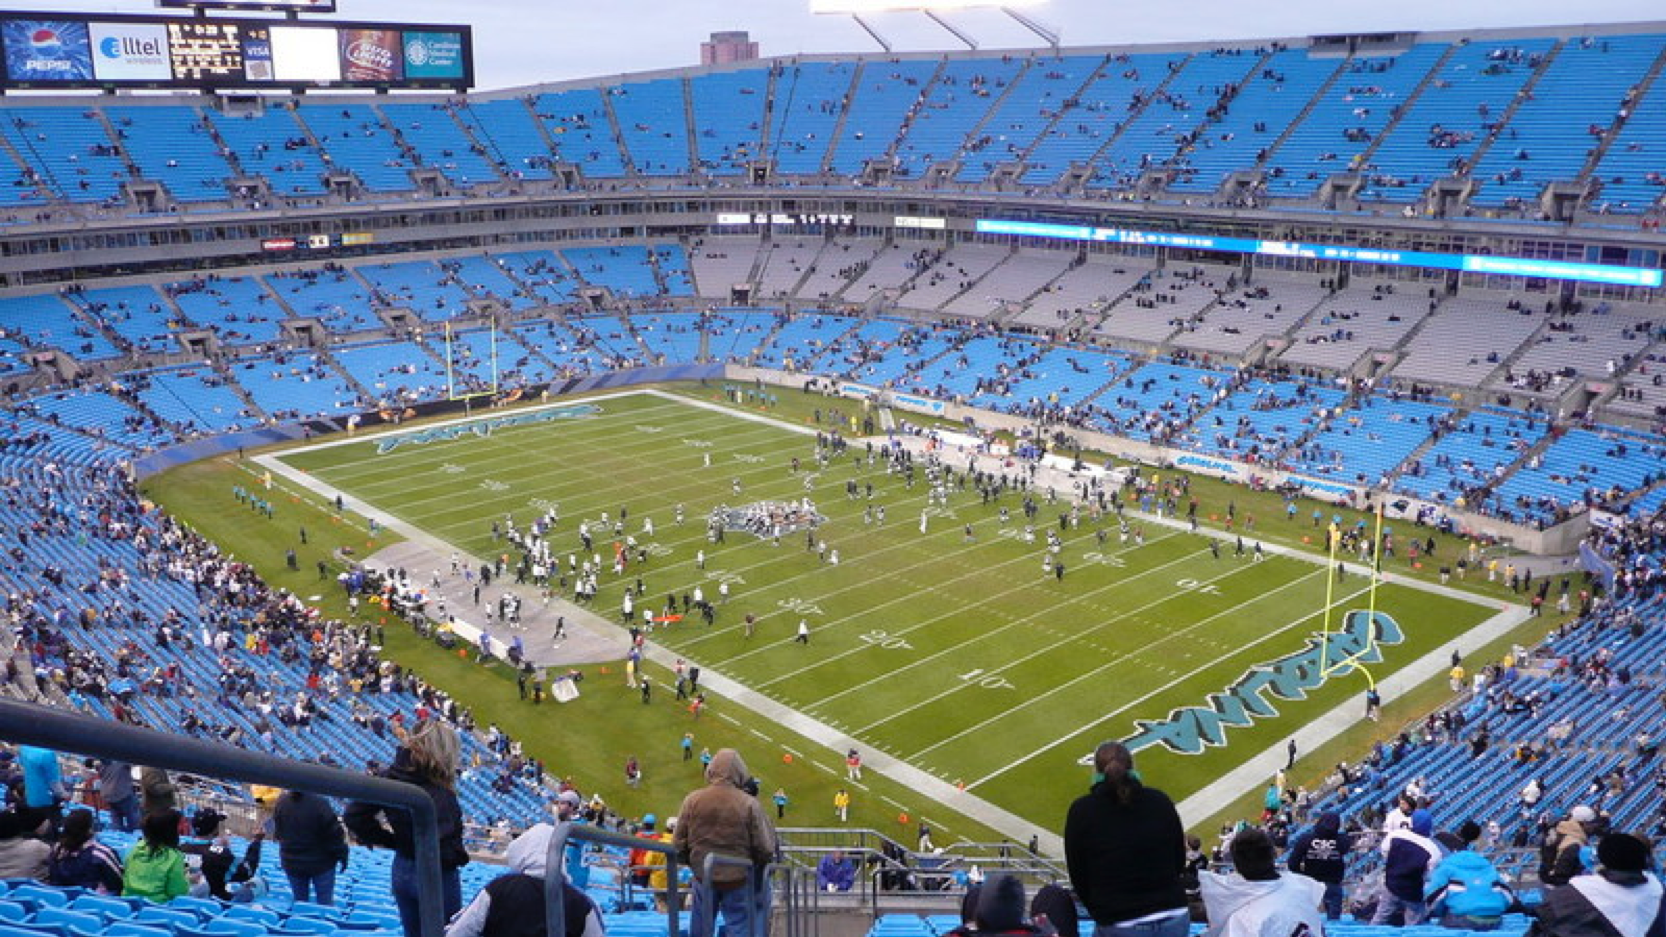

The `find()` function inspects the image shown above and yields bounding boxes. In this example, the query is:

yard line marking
[842,556,1305,729]
[777,534,1218,695]
[960,577,1378,789]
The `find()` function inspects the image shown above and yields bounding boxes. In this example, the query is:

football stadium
[0,0,1661,935]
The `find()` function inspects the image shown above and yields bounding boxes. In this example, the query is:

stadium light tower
[810,0,1057,54]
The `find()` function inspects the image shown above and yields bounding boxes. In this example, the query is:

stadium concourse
[0,11,1665,937]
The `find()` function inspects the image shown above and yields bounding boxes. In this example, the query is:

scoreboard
[0,10,471,90]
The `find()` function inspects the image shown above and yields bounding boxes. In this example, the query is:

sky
[24,0,1664,90]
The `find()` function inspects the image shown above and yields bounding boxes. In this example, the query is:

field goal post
[444,319,500,406]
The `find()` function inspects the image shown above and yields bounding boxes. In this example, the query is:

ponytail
[1092,741,1143,806]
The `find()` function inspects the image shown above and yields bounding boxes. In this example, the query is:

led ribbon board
[975,218,1663,288]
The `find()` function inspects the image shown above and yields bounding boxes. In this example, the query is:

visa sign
[1116,610,1403,757]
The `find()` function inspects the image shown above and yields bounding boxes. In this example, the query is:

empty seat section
[956,54,1104,183]
[765,61,853,174]
[690,69,767,175]
[299,104,415,193]
[105,105,233,203]
[610,78,690,175]
[206,108,328,197]
[380,102,501,188]
[455,98,555,181]
[531,89,626,177]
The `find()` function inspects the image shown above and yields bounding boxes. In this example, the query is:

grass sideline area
[142,380,1565,845]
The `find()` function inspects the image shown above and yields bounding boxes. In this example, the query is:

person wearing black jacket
[345,721,470,937]
[1286,809,1352,919]
[1064,742,1189,937]
[182,812,264,903]
[1528,831,1666,937]
[273,790,350,905]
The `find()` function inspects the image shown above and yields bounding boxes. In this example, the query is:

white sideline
[255,387,1532,847]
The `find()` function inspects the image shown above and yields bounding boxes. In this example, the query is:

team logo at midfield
[376,404,602,454]
[711,499,826,540]
[1109,610,1404,757]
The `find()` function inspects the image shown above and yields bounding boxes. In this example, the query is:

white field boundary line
[879,435,1529,791]
[299,394,803,487]
[276,387,672,456]
[263,450,1063,849]
[317,415,798,520]
[1172,601,1532,826]
[962,574,1380,790]
[295,397,707,481]
[855,561,1329,739]
[258,388,1526,841]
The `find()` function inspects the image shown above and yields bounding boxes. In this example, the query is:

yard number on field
[858,630,913,650]
[957,668,1015,690]
[1175,578,1221,595]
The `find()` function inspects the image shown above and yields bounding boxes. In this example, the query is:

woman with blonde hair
[345,720,469,937]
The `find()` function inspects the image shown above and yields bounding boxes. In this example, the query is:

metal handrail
[0,698,449,937]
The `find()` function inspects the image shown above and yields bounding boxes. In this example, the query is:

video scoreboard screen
[0,10,471,89]
[158,0,338,12]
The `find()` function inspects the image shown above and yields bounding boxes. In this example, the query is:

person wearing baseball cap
[1542,805,1599,887]
[552,790,590,890]
[1531,831,1664,935]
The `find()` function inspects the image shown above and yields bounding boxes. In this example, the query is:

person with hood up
[1372,808,1442,925]
[1199,827,1326,937]
[944,874,1048,937]
[445,823,606,937]
[672,748,777,937]
[1528,831,1665,937]
[1541,805,1597,887]
[1286,810,1351,920]
[1064,741,1189,937]
[1425,820,1514,931]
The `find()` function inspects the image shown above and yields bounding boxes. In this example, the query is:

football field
[275,388,1500,827]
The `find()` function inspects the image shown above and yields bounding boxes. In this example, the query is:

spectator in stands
[1030,882,1081,937]
[93,759,140,833]
[346,720,469,937]
[444,822,605,937]
[1064,741,1190,937]
[1286,809,1351,919]
[1425,819,1514,930]
[671,748,777,937]
[1199,826,1326,937]
[17,745,63,834]
[0,807,50,880]
[140,766,176,820]
[273,789,350,905]
[183,811,264,903]
[1541,805,1598,887]
[816,849,856,892]
[1528,831,1665,936]
[46,808,121,893]
[123,809,189,903]
[947,873,1048,937]
[1372,808,1441,925]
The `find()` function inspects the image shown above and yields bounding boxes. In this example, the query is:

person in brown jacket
[672,749,777,937]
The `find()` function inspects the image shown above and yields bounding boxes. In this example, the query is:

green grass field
[265,387,1503,832]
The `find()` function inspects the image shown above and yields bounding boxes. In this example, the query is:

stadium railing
[0,698,451,937]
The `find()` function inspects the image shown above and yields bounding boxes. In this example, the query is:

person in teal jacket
[1426,820,1515,930]
[123,811,190,903]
